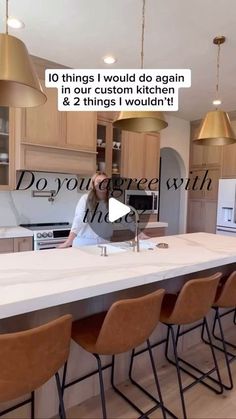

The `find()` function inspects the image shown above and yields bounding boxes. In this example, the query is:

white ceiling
[1,0,236,120]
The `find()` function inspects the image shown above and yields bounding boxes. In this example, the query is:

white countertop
[0,226,34,239]
[0,233,236,319]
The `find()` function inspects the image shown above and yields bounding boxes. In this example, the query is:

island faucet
[128,205,140,252]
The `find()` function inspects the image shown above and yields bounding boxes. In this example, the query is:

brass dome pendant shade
[194,110,236,146]
[194,36,236,146]
[0,0,46,107]
[113,111,168,132]
[0,34,46,107]
[113,0,168,133]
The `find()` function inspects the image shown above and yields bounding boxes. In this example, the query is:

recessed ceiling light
[213,99,222,106]
[103,56,117,64]
[7,17,25,29]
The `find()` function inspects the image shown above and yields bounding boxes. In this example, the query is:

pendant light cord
[216,41,221,102]
[5,0,9,34]
[140,0,146,69]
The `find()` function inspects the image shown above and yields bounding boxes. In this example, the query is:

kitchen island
[0,232,236,417]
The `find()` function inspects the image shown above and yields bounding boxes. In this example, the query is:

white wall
[160,114,190,233]
[0,172,86,227]
[160,148,181,235]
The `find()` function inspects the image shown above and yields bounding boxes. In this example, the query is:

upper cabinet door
[97,111,118,121]
[21,80,62,147]
[65,112,96,152]
[190,122,222,168]
[204,145,222,167]
[143,134,160,186]
[222,144,236,178]
[121,131,145,179]
[190,124,205,167]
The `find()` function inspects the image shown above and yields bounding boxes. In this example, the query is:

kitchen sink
[80,240,156,255]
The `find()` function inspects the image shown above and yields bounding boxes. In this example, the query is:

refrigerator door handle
[234,186,236,223]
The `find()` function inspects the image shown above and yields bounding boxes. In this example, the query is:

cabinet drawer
[112,230,133,242]
[14,237,33,252]
[142,227,166,237]
[0,238,14,253]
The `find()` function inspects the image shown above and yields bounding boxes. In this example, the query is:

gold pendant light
[113,0,168,133]
[194,36,236,145]
[0,0,46,107]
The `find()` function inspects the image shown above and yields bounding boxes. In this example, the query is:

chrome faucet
[98,245,107,256]
[128,205,140,252]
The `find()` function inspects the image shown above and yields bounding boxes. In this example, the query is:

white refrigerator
[216,179,236,236]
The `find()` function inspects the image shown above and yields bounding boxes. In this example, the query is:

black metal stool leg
[128,344,177,419]
[111,354,144,416]
[31,391,35,419]
[202,309,234,390]
[203,317,223,394]
[215,309,234,389]
[61,362,68,397]
[55,372,66,419]
[59,363,68,418]
[168,325,187,419]
[94,354,107,419]
[212,309,236,351]
[234,309,236,325]
[146,339,167,419]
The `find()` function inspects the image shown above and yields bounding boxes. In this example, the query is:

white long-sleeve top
[71,194,113,241]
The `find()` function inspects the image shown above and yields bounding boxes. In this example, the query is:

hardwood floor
[65,328,236,419]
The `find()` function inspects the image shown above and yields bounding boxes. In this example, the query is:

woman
[59,172,112,248]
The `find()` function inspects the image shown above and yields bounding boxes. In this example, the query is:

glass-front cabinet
[96,113,122,178]
[0,107,13,190]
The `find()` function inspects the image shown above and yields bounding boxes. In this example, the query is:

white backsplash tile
[0,172,87,227]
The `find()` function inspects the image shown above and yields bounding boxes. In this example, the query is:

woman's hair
[87,172,109,211]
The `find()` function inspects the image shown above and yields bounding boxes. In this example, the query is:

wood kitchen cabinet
[143,134,160,182]
[190,141,222,168]
[121,131,146,179]
[190,122,222,168]
[187,200,217,234]
[188,119,222,234]
[13,80,97,175]
[13,237,33,252]
[0,237,33,253]
[188,168,220,201]
[0,108,15,191]
[20,80,97,152]
[65,111,96,152]
[21,80,61,147]
[96,115,122,177]
[96,112,160,183]
[222,143,236,178]
[121,131,160,185]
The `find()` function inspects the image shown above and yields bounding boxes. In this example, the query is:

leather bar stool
[159,272,223,419]
[0,315,72,419]
[68,290,172,419]
[202,271,236,390]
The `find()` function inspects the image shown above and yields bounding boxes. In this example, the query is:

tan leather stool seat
[159,273,223,419]
[72,312,107,353]
[0,315,72,419]
[203,271,236,390]
[72,290,165,356]
[69,290,168,419]
[159,294,178,323]
[213,271,236,308]
[160,273,221,325]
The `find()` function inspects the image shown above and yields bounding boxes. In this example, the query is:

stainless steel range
[20,223,71,250]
